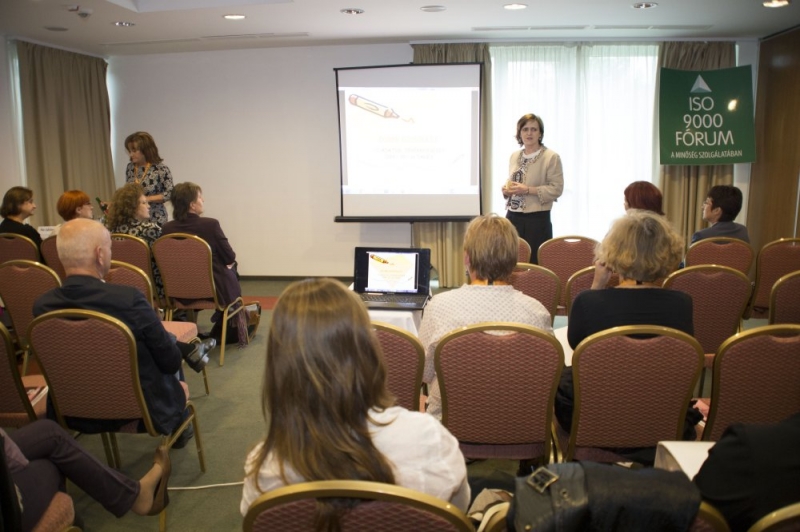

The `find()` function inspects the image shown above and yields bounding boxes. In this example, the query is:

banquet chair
[768,270,800,325]
[537,236,598,315]
[28,310,205,469]
[559,326,703,463]
[0,322,47,428]
[750,238,800,319]
[510,263,560,325]
[689,502,731,532]
[39,235,66,281]
[110,233,155,288]
[373,322,424,412]
[747,501,800,532]
[242,480,474,532]
[685,237,755,275]
[702,325,800,442]
[435,322,563,463]
[663,265,752,395]
[153,233,246,366]
[0,233,39,264]
[0,260,61,375]
[105,260,210,395]
[517,238,532,263]
[565,266,620,317]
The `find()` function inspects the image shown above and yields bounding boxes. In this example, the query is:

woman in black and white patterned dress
[125,132,174,226]
[106,183,165,302]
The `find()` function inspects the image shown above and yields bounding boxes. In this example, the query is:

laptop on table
[353,247,431,310]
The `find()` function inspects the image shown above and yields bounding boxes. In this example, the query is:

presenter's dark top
[0,218,43,251]
[568,287,694,349]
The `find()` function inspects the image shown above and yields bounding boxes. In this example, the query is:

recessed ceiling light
[113,21,135,27]
[420,5,446,12]
[763,0,790,7]
[504,3,528,9]
[632,2,658,8]
[223,14,246,20]
[340,8,364,14]
[44,26,69,32]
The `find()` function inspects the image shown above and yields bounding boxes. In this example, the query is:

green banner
[659,66,755,165]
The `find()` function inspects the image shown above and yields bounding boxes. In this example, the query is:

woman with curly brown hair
[240,279,469,530]
[105,183,164,301]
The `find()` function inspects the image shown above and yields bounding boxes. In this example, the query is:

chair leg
[201,366,211,396]
[159,508,167,532]
[189,403,206,473]
[110,433,122,468]
[101,433,116,468]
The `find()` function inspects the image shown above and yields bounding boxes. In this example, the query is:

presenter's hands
[591,261,613,289]
[506,182,530,196]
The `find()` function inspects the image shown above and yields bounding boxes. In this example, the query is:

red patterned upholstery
[110,233,154,281]
[769,271,800,325]
[517,238,532,263]
[0,322,46,427]
[704,325,800,442]
[31,491,75,532]
[0,260,61,354]
[39,236,66,281]
[106,260,155,307]
[153,233,245,365]
[510,263,560,325]
[537,236,598,314]
[565,266,620,317]
[685,237,755,275]
[663,266,752,355]
[752,238,800,318]
[0,233,39,264]
[243,481,474,532]
[435,322,563,460]
[374,323,424,412]
[28,309,205,472]
[564,326,703,462]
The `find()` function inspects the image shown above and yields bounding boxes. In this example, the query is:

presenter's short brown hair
[515,113,545,146]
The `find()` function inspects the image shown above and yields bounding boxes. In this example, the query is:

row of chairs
[374,320,800,463]
[0,231,247,365]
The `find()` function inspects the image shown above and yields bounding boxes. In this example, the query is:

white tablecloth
[654,441,714,480]
[368,309,422,336]
[555,326,573,366]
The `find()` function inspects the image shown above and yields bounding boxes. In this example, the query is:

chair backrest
[537,236,598,311]
[435,322,563,458]
[105,260,155,308]
[704,324,800,442]
[27,309,158,436]
[663,265,752,354]
[110,233,154,281]
[565,266,620,317]
[688,501,731,532]
[510,263,561,325]
[747,501,800,532]
[243,480,474,532]
[39,235,66,281]
[0,260,61,349]
[566,326,703,461]
[517,238,532,263]
[769,270,800,325]
[0,322,37,426]
[373,322,424,412]
[685,237,755,275]
[0,233,39,264]
[152,233,219,308]
[752,238,800,313]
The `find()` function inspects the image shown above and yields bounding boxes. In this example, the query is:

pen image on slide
[349,94,400,119]
[369,254,390,264]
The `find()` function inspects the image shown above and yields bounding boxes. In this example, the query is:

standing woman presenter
[502,113,564,263]
[125,132,174,226]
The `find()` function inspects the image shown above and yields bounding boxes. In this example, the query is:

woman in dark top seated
[0,186,42,251]
[555,209,699,461]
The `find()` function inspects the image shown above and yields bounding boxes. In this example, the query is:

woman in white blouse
[241,278,469,528]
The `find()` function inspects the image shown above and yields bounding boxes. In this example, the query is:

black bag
[512,464,589,532]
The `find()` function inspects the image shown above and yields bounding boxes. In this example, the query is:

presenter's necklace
[134,163,152,185]
[519,146,545,166]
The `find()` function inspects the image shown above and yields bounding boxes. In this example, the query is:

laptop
[353,247,431,310]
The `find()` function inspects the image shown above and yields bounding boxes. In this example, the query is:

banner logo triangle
[690,75,712,93]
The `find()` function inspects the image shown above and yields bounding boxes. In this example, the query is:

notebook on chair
[353,247,431,310]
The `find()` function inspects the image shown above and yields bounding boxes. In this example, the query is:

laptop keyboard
[361,293,429,304]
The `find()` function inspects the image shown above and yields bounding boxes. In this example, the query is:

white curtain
[490,43,659,241]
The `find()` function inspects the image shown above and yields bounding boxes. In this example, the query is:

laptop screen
[353,247,431,295]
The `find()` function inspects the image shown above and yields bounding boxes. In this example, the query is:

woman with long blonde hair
[240,278,469,530]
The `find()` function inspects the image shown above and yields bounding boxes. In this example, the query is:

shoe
[148,446,171,516]
[172,425,194,449]
[197,338,216,357]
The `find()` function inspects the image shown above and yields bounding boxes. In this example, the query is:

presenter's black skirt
[506,210,552,265]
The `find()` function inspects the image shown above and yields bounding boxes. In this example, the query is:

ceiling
[1,0,798,57]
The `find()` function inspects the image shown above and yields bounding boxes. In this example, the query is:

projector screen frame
[334,62,484,223]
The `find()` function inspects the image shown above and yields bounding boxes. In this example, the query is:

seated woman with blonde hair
[240,278,469,528]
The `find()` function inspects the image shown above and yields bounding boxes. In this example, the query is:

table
[368,308,422,336]
[654,441,714,480]
[555,326,573,366]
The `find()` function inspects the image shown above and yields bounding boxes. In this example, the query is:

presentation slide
[335,63,482,220]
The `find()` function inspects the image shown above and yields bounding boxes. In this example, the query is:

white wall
[108,43,414,277]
